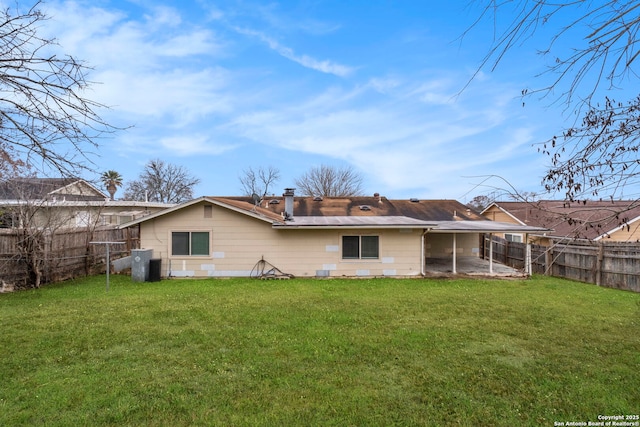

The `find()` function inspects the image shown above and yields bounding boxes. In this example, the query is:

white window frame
[341,235,380,260]
[505,233,523,243]
[171,231,211,257]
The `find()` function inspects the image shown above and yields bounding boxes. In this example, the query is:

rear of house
[123,191,548,279]
[136,198,428,278]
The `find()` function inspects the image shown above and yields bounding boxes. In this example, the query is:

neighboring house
[482,200,640,244]
[0,178,173,228]
[120,189,549,279]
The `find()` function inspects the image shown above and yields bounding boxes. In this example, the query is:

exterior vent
[410,198,419,203]
[269,199,280,204]
[359,205,372,211]
[313,196,323,201]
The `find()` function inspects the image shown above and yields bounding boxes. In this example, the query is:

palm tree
[101,170,123,201]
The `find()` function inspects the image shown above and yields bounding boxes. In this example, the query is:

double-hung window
[172,231,210,256]
[505,233,523,243]
[342,235,379,259]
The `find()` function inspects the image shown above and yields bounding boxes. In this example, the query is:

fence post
[544,239,554,276]
[595,242,604,286]
[504,240,509,264]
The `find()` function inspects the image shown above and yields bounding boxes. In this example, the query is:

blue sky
[32,0,629,201]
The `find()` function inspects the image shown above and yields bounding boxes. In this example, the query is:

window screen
[342,236,360,259]
[361,236,379,258]
[172,232,190,255]
[191,232,210,255]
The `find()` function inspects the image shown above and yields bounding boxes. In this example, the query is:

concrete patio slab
[424,257,525,277]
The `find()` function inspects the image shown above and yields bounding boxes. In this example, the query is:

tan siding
[482,206,519,224]
[481,206,512,241]
[604,220,640,241]
[139,201,425,278]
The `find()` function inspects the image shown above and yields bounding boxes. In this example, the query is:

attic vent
[313,196,323,201]
[410,198,420,203]
[359,205,372,211]
[269,199,280,204]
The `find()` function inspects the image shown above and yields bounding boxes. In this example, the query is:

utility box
[149,258,162,282]
[131,249,153,282]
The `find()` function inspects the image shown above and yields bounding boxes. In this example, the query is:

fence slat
[486,235,639,293]
[0,227,139,289]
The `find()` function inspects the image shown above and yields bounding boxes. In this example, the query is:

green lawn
[0,275,638,426]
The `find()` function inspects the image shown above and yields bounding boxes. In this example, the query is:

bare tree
[466,195,493,212]
[467,1,640,109]
[239,166,281,199]
[1,183,72,288]
[0,1,116,175]
[123,159,200,204]
[0,144,28,178]
[466,1,640,202]
[295,164,364,197]
[540,96,640,201]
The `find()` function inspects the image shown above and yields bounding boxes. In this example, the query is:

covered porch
[421,221,551,277]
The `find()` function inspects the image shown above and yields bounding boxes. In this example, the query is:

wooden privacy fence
[485,235,640,292]
[0,227,139,289]
[483,236,547,274]
[547,240,640,292]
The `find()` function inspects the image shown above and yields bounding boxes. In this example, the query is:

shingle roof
[485,200,640,239]
[119,194,550,234]
[217,195,484,221]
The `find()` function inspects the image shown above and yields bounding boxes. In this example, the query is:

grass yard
[0,275,638,426]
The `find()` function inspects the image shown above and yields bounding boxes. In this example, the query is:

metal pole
[106,244,110,292]
[89,241,125,293]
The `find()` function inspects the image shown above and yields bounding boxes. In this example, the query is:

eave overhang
[425,221,552,234]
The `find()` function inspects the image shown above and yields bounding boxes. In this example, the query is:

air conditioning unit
[131,249,153,282]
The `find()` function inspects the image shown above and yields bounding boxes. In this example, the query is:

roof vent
[269,199,280,204]
[410,198,420,203]
[359,205,372,211]
[313,196,323,201]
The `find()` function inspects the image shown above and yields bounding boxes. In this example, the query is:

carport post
[525,233,531,276]
[452,233,457,274]
[488,233,493,274]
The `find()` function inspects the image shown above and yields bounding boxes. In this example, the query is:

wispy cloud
[31,0,552,198]
[226,77,527,197]
[158,136,238,156]
[234,27,354,77]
